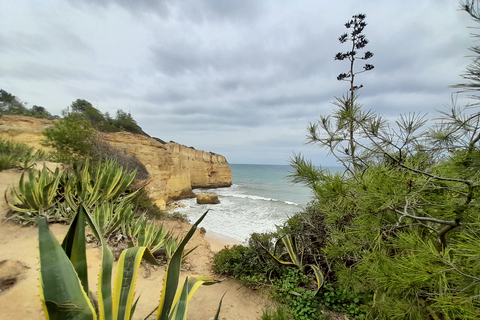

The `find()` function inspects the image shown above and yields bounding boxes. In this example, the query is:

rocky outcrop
[0,115,53,152]
[0,115,232,209]
[101,132,231,208]
[196,193,220,204]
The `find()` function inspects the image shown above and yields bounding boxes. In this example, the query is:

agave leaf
[80,204,114,320]
[213,293,226,320]
[282,235,302,267]
[156,210,209,320]
[301,264,325,295]
[99,162,121,201]
[61,205,90,296]
[182,245,198,260]
[167,278,189,320]
[92,202,126,239]
[111,170,137,200]
[38,217,96,320]
[97,239,114,320]
[168,276,216,320]
[24,170,37,208]
[113,247,159,320]
[265,235,324,295]
[264,242,296,267]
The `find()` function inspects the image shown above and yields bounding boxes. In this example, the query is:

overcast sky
[0,0,475,165]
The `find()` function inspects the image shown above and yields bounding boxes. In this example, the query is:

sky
[0,0,475,166]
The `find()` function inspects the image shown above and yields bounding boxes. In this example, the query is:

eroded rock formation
[0,115,232,209]
[196,193,220,204]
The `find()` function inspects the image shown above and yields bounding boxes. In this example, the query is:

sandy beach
[0,165,268,320]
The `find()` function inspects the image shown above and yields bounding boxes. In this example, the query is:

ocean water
[170,164,340,242]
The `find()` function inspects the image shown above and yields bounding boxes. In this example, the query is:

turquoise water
[171,164,341,242]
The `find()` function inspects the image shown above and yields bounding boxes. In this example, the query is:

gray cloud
[0,0,474,165]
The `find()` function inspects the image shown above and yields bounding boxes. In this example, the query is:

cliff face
[101,132,232,208]
[0,115,232,209]
[0,115,53,152]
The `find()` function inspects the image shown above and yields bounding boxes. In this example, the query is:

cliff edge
[0,115,232,209]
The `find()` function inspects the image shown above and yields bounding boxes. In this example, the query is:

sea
[169,163,342,243]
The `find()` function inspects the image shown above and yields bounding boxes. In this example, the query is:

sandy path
[0,166,268,320]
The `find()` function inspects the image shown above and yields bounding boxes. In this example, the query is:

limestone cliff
[0,115,53,152]
[0,115,232,209]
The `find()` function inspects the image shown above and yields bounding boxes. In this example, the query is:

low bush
[316,283,371,320]
[262,304,292,320]
[270,268,321,320]
[0,138,48,171]
[213,231,283,289]
[42,113,97,164]
[129,187,165,220]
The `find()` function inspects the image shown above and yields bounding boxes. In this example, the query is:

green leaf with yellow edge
[301,264,325,296]
[80,204,114,320]
[282,235,302,267]
[61,204,89,295]
[113,246,159,320]
[38,216,96,320]
[168,276,216,320]
[264,235,299,267]
[266,235,325,295]
[156,210,209,320]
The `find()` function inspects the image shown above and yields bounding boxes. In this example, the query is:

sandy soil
[0,165,269,320]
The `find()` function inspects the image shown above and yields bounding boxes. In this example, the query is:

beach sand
[0,165,268,320]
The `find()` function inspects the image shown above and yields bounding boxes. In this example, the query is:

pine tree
[289,4,480,319]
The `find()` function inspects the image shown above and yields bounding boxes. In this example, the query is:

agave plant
[17,152,37,170]
[38,205,221,320]
[127,214,181,260]
[92,201,135,239]
[64,159,139,210]
[6,165,64,223]
[0,154,15,171]
[266,234,325,295]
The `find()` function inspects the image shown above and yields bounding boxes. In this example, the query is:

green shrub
[213,245,268,288]
[262,304,292,320]
[169,211,189,221]
[0,138,48,171]
[213,232,285,290]
[43,113,96,163]
[0,154,15,171]
[0,89,56,119]
[271,268,321,320]
[316,283,370,320]
[112,109,145,135]
[130,187,165,219]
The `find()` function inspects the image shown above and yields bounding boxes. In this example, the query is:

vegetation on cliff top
[0,90,147,136]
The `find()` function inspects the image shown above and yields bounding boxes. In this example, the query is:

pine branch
[393,207,460,227]
[440,257,480,282]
